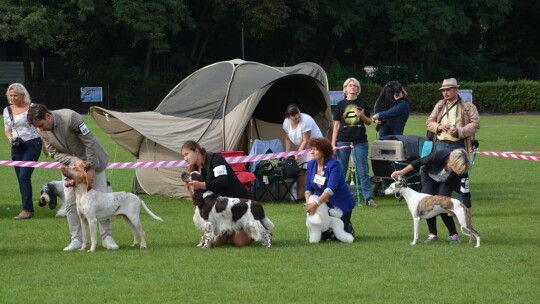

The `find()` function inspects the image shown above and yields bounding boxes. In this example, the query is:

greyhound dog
[384,178,480,247]
[61,165,163,252]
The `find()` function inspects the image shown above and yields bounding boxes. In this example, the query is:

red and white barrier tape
[476,151,540,162]
[1,149,537,169]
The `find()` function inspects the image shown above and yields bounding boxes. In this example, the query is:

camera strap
[5,105,21,138]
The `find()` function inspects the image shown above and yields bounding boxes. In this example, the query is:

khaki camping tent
[89,59,332,198]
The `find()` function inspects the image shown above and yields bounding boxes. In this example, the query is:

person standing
[424,78,480,241]
[304,137,356,240]
[426,78,480,156]
[372,81,410,137]
[391,149,472,244]
[27,103,119,251]
[3,83,42,220]
[282,104,323,199]
[181,140,251,246]
[331,77,378,207]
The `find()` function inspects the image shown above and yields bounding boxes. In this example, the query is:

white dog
[61,166,163,252]
[305,195,354,243]
[384,179,480,247]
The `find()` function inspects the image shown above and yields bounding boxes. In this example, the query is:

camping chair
[249,139,300,202]
[218,151,256,193]
[254,158,301,202]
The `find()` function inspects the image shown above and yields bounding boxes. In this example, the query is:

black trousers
[421,172,458,236]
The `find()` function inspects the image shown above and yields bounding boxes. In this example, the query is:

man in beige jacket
[28,104,118,251]
[426,78,480,157]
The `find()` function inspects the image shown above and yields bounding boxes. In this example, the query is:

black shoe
[321,230,336,241]
[345,223,355,237]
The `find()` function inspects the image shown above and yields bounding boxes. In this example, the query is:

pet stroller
[370,135,429,197]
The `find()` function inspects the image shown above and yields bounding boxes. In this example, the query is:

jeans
[63,169,112,241]
[335,141,373,203]
[11,137,42,213]
[435,140,465,153]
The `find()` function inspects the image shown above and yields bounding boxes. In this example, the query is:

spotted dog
[39,180,113,217]
[61,165,163,252]
[181,171,274,248]
[384,179,480,247]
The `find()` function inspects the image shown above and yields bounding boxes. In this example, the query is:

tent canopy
[90,59,331,197]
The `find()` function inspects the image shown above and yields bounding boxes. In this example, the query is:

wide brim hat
[439,78,460,90]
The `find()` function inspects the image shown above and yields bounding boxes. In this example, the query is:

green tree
[0,1,66,84]
[113,0,193,78]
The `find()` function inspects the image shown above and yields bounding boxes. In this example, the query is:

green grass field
[0,114,539,303]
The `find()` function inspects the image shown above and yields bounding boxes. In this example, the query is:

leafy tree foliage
[0,0,537,93]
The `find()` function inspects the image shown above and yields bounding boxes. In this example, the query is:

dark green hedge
[342,80,540,113]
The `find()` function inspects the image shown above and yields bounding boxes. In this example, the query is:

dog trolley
[370,135,427,197]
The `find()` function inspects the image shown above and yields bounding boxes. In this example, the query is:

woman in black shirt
[181,140,250,246]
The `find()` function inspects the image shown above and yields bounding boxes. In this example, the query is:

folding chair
[218,151,256,193]
[249,139,300,202]
[254,159,300,202]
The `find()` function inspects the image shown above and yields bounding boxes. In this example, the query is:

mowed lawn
[0,114,538,304]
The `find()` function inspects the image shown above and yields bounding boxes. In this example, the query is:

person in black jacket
[372,81,410,138]
[391,149,472,244]
[181,140,250,246]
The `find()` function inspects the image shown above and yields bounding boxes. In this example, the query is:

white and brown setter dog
[61,165,163,252]
[181,171,274,249]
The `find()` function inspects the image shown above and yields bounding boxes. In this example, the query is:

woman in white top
[282,104,323,157]
[282,104,323,199]
[3,83,42,220]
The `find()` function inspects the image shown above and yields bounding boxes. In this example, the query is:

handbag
[282,156,300,178]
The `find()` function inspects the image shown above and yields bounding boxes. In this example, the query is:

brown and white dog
[181,171,274,248]
[61,166,163,252]
[384,179,480,247]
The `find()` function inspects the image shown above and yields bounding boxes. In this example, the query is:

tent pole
[249,118,253,152]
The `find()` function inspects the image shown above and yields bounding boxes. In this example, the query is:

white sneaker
[102,236,119,250]
[63,239,83,251]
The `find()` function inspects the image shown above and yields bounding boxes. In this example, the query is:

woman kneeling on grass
[391,148,473,244]
[181,140,251,247]
[304,137,356,241]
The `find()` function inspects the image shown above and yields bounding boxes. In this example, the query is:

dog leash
[349,142,363,208]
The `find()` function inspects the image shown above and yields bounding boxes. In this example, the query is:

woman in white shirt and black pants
[282,104,323,200]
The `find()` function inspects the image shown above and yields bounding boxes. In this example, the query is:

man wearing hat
[423,78,480,245]
[426,78,480,156]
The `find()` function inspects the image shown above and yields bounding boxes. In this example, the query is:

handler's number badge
[313,174,326,187]
[213,165,227,177]
[79,122,90,135]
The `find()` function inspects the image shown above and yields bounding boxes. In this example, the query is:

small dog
[181,171,274,249]
[305,195,354,243]
[61,166,163,252]
[39,181,67,217]
[384,178,480,247]
[39,180,113,217]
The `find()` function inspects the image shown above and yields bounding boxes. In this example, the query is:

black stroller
[370,135,429,197]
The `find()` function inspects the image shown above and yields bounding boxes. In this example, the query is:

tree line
[1,0,538,90]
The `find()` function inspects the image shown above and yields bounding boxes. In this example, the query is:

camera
[12,137,25,148]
